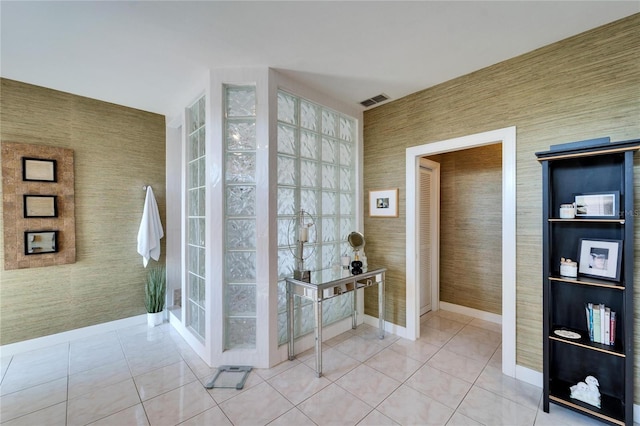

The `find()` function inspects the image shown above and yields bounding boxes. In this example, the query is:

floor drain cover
[204,365,252,390]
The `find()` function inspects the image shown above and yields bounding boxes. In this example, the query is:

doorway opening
[405,126,516,378]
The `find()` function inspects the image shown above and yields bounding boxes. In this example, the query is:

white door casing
[405,126,516,378]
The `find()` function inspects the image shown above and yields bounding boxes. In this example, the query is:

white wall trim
[406,126,516,378]
[0,315,146,357]
[363,315,409,339]
[515,365,543,388]
[439,301,502,325]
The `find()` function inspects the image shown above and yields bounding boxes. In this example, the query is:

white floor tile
[0,401,66,426]
[218,381,293,425]
[142,380,215,426]
[336,364,401,407]
[457,386,537,426]
[67,378,140,426]
[405,364,472,409]
[267,362,331,405]
[377,384,455,425]
[297,383,373,425]
[0,377,67,423]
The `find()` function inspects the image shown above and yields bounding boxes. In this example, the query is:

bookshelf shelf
[548,275,625,290]
[549,218,625,224]
[537,138,638,426]
[548,333,624,357]
[549,379,625,426]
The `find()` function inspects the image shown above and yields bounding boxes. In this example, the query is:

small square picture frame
[369,188,399,217]
[577,238,623,282]
[22,157,57,182]
[23,195,58,218]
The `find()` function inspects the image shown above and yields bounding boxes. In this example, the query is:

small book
[604,307,611,345]
[593,306,601,344]
[610,311,616,346]
[600,304,606,345]
[587,303,593,342]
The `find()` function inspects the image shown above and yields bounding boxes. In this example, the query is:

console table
[286,267,386,377]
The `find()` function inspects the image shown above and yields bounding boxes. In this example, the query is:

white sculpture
[570,375,601,408]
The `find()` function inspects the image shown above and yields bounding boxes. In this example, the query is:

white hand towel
[137,186,164,267]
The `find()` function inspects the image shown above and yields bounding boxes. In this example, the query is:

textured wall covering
[427,145,502,314]
[2,142,76,269]
[363,13,640,400]
[0,79,165,345]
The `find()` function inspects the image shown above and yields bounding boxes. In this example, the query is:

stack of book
[585,303,616,345]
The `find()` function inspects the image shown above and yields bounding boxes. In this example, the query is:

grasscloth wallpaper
[363,14,639,401]
[0,79,166,345]
[428,145,503,315]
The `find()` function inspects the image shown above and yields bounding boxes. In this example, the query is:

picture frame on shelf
[23,195,57,218]
[577,238,622,282]
[369,188,399,217]
[574,191,619,218]
[24,230,58,255]
[22,157,57,182]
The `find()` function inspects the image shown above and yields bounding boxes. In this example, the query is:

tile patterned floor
[0,310,615,425]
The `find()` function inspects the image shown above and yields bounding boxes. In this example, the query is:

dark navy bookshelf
[536,138,639,426]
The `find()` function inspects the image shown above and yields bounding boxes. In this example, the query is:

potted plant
[145,265,166,327]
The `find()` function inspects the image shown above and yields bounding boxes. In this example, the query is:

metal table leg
[352,278,358,330]
[314,293,323,377]
[287,281,295,360]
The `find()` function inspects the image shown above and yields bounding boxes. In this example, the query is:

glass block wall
[186,96,206,339]
[276,90,357,345]
[224,85,257,349]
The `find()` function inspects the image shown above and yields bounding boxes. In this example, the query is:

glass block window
[186,96,206,339]
[224,85,257,349]
[276,90,357,345]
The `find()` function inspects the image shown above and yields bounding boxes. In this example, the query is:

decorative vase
[147,311,163,327]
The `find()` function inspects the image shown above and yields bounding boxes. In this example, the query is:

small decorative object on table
[559,257,577,278]
[570,375,601,408]
[290,209,315,283]
[559,203,576,219]
[347,231,365,275]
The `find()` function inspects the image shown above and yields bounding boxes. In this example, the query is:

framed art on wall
[577,238,622,282]
[574,191,619,218]
[369,188,399,217]
[23,195,57,218]
[22,157,57,182]
[24,230,58,255]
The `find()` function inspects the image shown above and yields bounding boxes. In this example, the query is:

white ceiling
[1,1,638,122]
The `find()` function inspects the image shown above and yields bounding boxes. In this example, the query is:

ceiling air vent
[359,93,390,108]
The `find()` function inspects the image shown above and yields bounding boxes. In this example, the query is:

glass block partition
[276,90,356,345]
[224,85,257,349]
[186,96,206,339]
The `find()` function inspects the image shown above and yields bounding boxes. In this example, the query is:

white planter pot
[147,311,163,327]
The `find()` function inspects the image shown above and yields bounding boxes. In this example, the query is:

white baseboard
[515,365,543,388]
[439,301,502,324]
[363,314,408,339]
[0,314,147,357]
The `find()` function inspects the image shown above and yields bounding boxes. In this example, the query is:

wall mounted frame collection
[1,142,75,270]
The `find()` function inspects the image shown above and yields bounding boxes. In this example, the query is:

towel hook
[143,185,151,191]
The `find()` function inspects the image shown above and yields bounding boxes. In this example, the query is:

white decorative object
[560,258,578,278]
[559,203,576,219]
[570,375,601,408]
